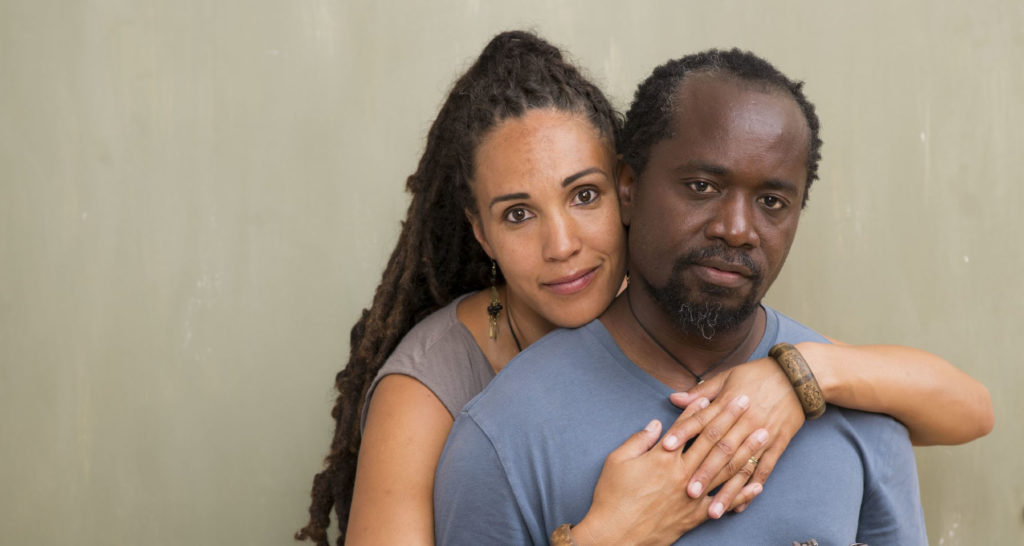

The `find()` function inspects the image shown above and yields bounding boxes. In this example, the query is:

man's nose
[705,194,759,248]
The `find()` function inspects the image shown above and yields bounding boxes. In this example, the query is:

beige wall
[1,1,1020,544]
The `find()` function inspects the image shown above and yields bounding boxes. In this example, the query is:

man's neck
[600,286,765,391]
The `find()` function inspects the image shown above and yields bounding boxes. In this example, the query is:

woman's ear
[616,161,638,227]
[465,209,494,258]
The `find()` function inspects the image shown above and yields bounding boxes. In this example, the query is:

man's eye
[687,181,714,193]
[572,188,598,205]
[760,195,786,210]
[504,207,534,223]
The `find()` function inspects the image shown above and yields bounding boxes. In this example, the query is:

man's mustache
[676,245,762,279]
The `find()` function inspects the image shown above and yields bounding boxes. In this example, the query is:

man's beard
[642,245,763,340]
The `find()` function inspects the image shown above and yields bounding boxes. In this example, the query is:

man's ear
[617,161,638,227]
[466,209,495,258]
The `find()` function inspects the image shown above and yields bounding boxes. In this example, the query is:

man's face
[621,73,810,337]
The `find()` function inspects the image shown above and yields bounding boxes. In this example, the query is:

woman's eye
[572,187,599,205]
[504,207,534,224]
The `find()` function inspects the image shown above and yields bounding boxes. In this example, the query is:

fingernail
[736,394,750,409]
[663,434,679,449]
[644,419,660,433]
[709,502,724,518]
[750,483,763,495]
[688,481,703,497]
[753,429,769,443]
[699,397,710,409]
[675,391,692,401]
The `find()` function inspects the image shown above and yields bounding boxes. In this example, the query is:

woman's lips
[542,266,599,296]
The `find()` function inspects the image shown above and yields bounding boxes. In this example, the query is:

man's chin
[694,278,752,299]
[644,274,761,337]
[672,297,760,338]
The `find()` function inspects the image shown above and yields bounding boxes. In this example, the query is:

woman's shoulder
[362,292,496,425]
[388,293,479,363]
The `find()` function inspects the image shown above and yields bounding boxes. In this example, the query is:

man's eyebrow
[489,192,530,209]
[761,178,799,194]
[681,161,728,176]
[561,167,606,187]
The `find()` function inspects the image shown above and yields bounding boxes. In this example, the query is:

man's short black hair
[621,48,823,207]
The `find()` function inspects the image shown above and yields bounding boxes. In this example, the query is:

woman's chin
[546,305,605,330]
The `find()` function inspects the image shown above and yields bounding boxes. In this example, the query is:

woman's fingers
[660,397,712,451]
[707,462,759,519]
[720,480,764,517]
[669,372,726,409]
[607,419,663,463]
[704,429,769,518]
[677,394,753,496]
[745,438,787,496]
[703,426,770,494]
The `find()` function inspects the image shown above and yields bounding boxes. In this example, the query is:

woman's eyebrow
[562,167,605,187]
[488,168,606,210]
[489,192,530,209]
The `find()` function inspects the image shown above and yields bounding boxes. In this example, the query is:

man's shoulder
[829,406,913,448]
[766,306,827,340]
[754,306,829,357]
[762,307,910,437]
[461,320,612,413]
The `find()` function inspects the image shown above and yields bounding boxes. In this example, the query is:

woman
[296,31,992,545]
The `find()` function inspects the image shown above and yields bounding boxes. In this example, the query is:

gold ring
[747,456,759,465]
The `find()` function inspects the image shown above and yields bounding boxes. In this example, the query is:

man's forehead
[670,71,798,127]
[664,73,810,159]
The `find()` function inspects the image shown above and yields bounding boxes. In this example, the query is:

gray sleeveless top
[360,294,496,431]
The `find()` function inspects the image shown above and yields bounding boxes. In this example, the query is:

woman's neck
[455,286,556,373]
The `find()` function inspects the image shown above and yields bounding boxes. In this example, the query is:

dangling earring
[487,260,503,340]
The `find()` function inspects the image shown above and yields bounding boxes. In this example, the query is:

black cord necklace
[626,289,755,384]
[505,295,524,353]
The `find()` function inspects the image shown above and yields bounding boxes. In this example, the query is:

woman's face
[468,108,626,330]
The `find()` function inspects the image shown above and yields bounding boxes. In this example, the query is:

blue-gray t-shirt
[434,307,926,545]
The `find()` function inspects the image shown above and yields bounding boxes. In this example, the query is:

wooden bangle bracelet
[769,342,826,419]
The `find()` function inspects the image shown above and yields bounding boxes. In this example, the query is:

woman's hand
[661,358,805,518]
[571,397,764,546]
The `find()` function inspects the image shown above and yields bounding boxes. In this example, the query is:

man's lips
[542,266,599,296]
[696,258,753,278]
[691,259,754,288]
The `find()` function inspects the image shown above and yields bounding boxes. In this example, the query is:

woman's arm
[346,374,454,546]
[797,341,994,445]
[663,342,994,516]
[352,375,762,546]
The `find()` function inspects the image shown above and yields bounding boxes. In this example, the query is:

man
[434,49,926,545]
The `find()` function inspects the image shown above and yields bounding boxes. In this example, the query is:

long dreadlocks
[295,30,621,545]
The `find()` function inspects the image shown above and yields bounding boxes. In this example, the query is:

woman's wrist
[567,515,604,546]
[793,341,842,404]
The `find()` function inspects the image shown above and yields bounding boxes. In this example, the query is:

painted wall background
[1,1,1020,544]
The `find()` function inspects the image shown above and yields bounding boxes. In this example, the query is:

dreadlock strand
[297,29,622,543]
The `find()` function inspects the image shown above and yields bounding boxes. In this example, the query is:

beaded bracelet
[769,342,826,419]
[550,523,579,546]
